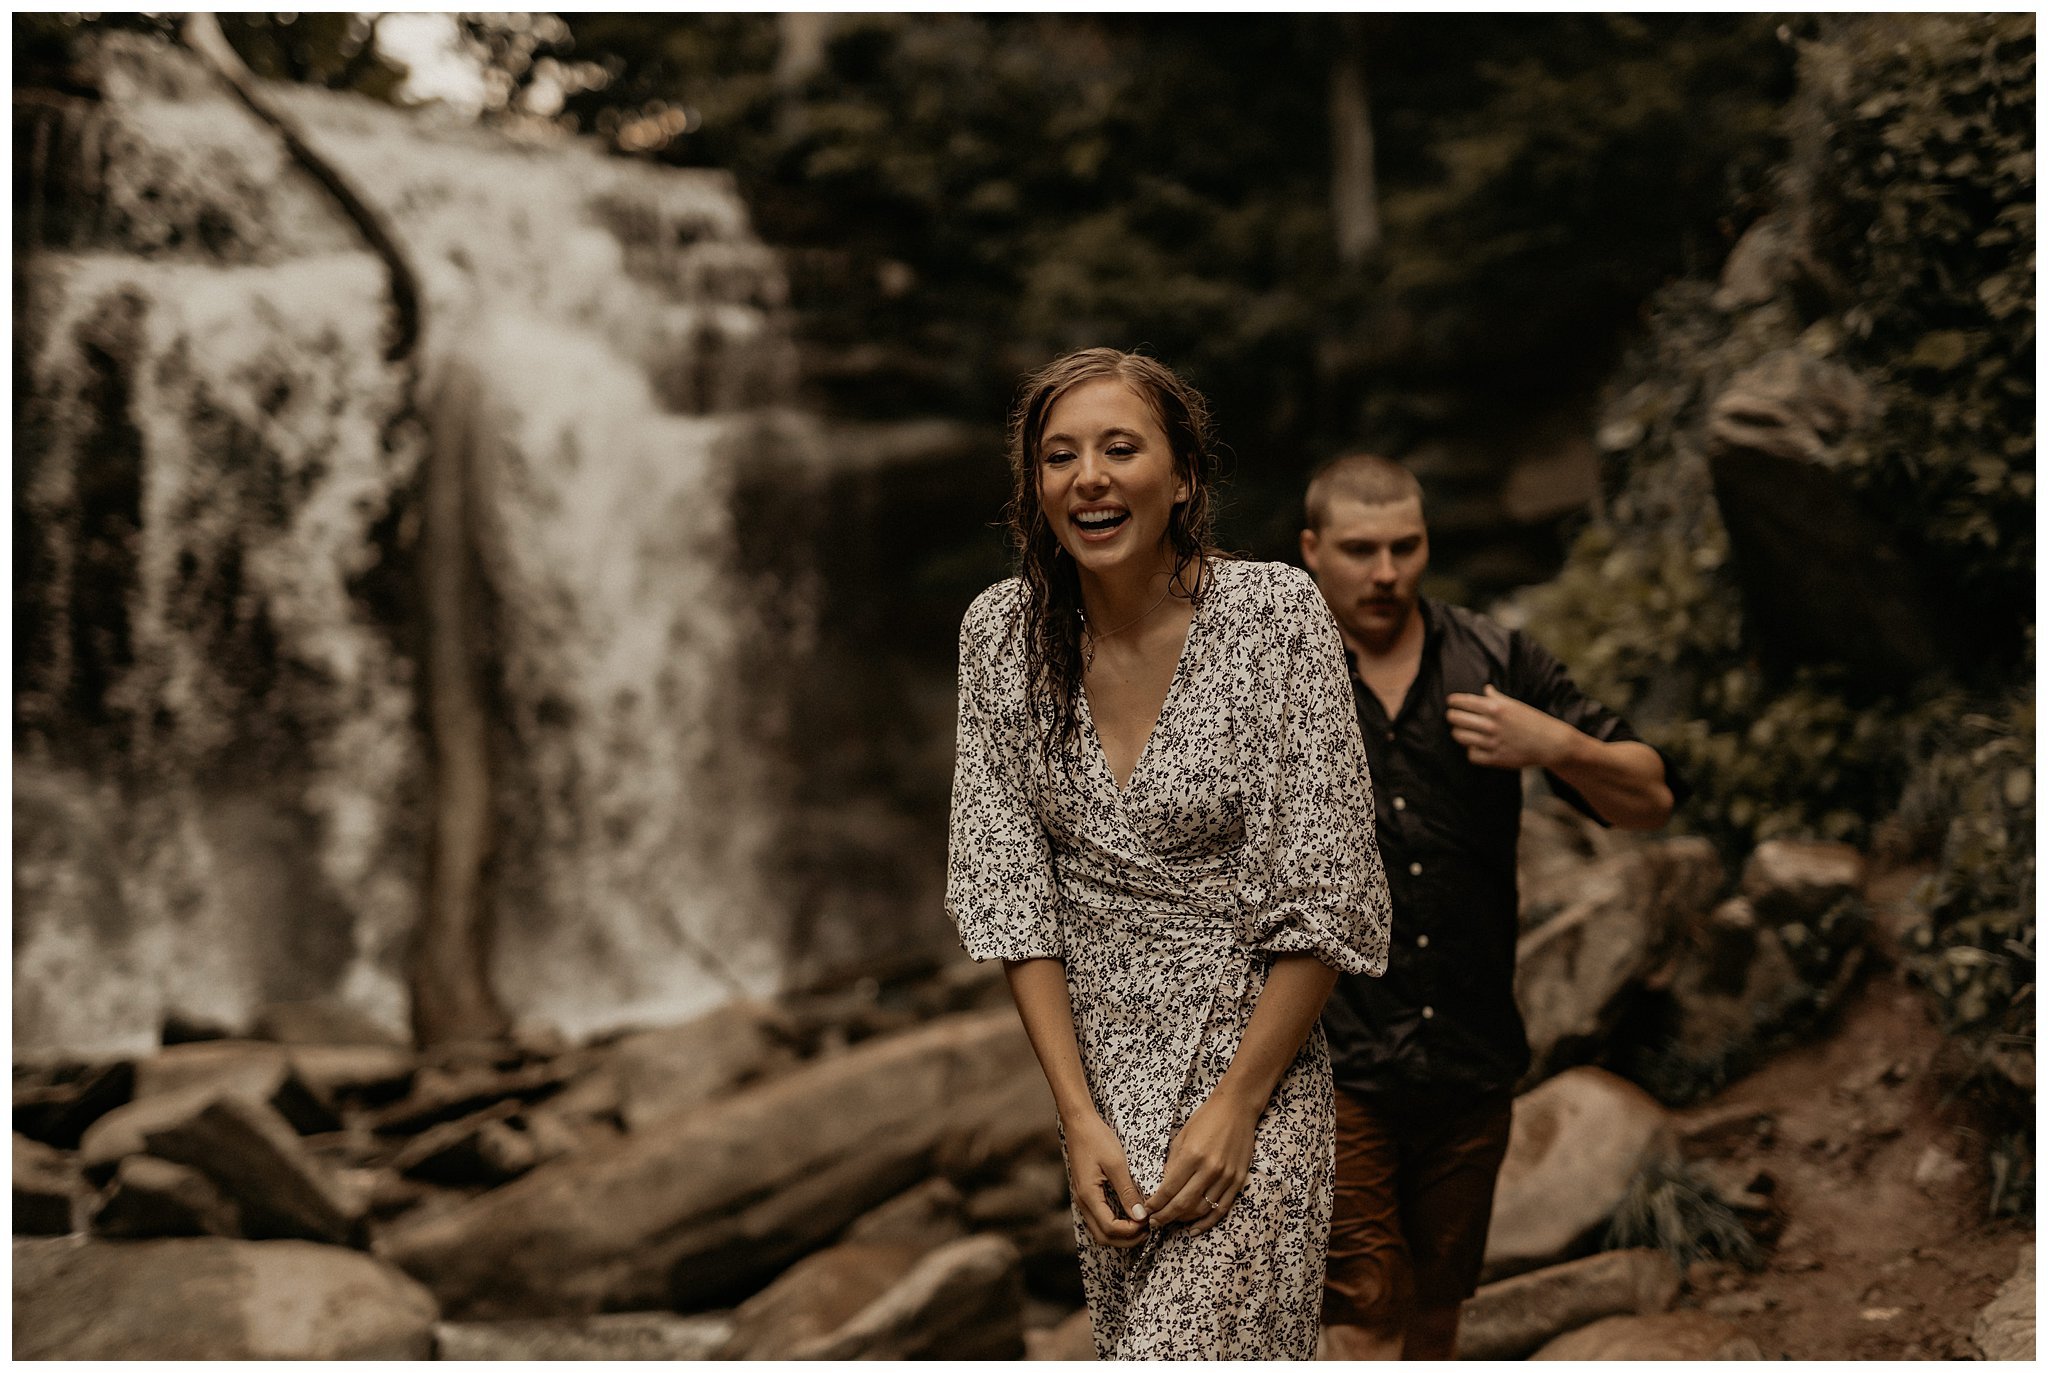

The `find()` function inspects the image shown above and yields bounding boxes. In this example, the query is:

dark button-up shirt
[1322,597,1686,1097]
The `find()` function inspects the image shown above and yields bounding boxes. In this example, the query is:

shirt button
[1392,796,1407,811]
[1385,729,1396,741]
[1408,861,1423,877]
[1422,1005,1435,1020]
[1416,934,1430,949]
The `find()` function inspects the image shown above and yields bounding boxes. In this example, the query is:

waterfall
[14,34,818,1054]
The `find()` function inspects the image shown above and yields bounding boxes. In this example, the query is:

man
[1298,454,1683,1360]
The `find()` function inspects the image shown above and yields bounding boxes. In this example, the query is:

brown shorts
[1321,1084,1515,1328]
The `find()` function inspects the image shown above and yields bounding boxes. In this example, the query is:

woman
[946,347,1392,1358]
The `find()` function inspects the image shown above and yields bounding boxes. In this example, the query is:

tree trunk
[180,13,507,1047]
[1329,17,1381,268]
[412,362,511,1047]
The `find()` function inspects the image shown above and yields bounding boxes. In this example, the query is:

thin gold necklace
[1079,583,1172,668]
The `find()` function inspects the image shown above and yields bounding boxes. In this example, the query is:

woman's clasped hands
[1064,1090,1259,1248]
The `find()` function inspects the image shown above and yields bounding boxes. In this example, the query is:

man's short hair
[1304,453,1424,531]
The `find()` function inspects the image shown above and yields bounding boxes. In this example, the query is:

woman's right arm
[1003,957,1149,1247]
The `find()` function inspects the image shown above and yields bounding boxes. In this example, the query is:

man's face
[1299,495,1429,651]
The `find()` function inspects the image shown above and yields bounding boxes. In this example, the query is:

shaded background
[11,12,2034,1361]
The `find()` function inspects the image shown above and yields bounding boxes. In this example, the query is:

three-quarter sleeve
[944,588,1064,962]
[1238,570,1392,976]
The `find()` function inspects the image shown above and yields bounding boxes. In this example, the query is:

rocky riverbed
[12,803,2032,1359]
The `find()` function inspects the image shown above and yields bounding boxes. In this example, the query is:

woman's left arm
[1142,952,1339,1232]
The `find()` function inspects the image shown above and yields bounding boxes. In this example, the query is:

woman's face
[1035,376,1190,581]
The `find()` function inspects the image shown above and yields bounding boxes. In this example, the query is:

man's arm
[1445,684,1675,829]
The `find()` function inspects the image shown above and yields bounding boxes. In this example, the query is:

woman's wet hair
[1003,347,1221,771]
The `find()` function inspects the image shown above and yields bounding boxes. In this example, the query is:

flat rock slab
[1973,1243,2033,1360]
[133,1041,338,1134]
[14,1236,439,1358]
[1532,1310,1761,1359]
[610,999,798,1131]
[436,1311,734,1359]
[1460,1248,1679,1359]
[721,1240,928,1358]
[380,1007,1045,1318]
[790,1233,1026,1360]
[842,1176,969,1249]
[1483,1068,1674,1282]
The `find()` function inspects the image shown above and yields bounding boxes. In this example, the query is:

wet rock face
[1704,347,1951,687]
[14,32,822,1056]
[1515,837,1724,1081]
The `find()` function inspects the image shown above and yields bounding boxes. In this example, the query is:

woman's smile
[1037,376,1188,572]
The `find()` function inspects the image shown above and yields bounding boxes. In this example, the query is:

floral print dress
[946,558,1392,1359]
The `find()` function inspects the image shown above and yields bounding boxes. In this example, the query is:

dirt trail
[1673,974,2030,1359]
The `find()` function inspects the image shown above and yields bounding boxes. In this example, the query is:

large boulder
[435,1312,733,1359]
[607,999,799,1131]
[1704,349,1947,689]
[1459,1248,1679,1359]
[378,1007,1048,1317]
[841,1177,970,1249]
[131,1040,338,1134]
[1517,796,1623,932]
[1738,841,1866,926]
[140,1093,366,1244]
[1483,1069,1675,1282]
[788,1234,1026,1360]
[1661,898,1809,1071]
[1516,838,1723,1081]
[1973,1243,2034,1360]
[13,1236,439,1358]
[1531,1310,1761,1359]
[720,1241,927,1359]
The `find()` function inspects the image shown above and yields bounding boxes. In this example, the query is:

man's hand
[1445,684,1576,770]
[1144,1091,1259,1235]
[1062,1111,1150,1248]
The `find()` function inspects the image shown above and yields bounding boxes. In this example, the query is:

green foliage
[1525,14,2034,839]
[551,14,1792,544]
[1603,1156,1763,1271]
[1807,14,2036,656]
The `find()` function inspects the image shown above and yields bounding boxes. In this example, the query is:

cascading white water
[14,34,813,1054]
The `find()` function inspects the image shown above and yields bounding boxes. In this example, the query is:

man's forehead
[1323,495,1427,540]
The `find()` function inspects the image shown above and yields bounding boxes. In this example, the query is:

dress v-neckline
[1079,585,1208,799]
